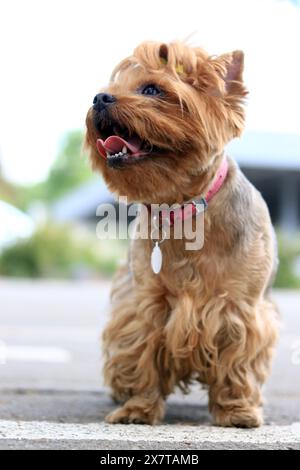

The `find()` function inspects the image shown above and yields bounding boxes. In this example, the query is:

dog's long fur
[85,41,279,427]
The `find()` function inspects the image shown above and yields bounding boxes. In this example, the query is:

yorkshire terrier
[85,41,278,427]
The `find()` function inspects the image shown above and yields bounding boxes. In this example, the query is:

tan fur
[85,41,279,427]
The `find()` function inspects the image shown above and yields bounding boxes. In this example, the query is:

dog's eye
[140,84,162,96]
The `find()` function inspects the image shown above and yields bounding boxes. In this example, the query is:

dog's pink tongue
[96,136,142,159]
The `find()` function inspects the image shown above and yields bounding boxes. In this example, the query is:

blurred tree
[0,224,122,279]
[0,163,21,206]
[43,130,92,201]
[274,234,300,289]
[0,130,93,210]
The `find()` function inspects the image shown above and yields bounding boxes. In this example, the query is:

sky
[0,0,299,185]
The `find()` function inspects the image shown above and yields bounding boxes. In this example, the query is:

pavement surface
[0,279,300,450]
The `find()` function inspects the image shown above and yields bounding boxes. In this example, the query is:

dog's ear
[214,50,244,94]
[223,50,244,93]
[159,44,169,64]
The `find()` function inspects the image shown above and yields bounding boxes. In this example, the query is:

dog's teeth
[107,151,126,159]
[122,145,127,154]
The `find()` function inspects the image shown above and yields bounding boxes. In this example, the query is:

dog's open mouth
[94,121,163,168]
[97,134,149,164]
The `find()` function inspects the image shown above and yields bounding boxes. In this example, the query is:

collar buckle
[192,197,208,214]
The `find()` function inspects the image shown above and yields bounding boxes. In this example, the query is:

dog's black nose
[93,93,116,112]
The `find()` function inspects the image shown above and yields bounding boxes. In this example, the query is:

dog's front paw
[213,406,263,428]
[106,407,147,424]
[105,398,165,425]
[105,406,155,425]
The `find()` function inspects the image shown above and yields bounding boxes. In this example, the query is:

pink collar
[149,156,228,226]
[205,156,228,203]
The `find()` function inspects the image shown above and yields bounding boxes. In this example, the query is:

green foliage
[0,166,22,208]
[274,233,300,289]
[0,224,126,279]
[0,130,93,210]
[43,130,92,202]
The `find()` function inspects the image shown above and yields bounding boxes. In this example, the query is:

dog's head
[85,41,246,203]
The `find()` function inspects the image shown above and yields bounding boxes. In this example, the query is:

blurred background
[0,0,299,431]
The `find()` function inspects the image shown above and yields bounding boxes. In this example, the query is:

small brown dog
[85,41,278,427]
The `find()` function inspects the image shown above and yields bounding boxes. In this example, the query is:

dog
[85,41,278,427]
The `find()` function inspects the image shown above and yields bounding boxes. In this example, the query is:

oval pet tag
[151,242,162,274]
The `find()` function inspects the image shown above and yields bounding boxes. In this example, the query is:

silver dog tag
[151,242,162,274]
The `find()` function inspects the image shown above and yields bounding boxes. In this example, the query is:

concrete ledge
[1,420,300,450]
